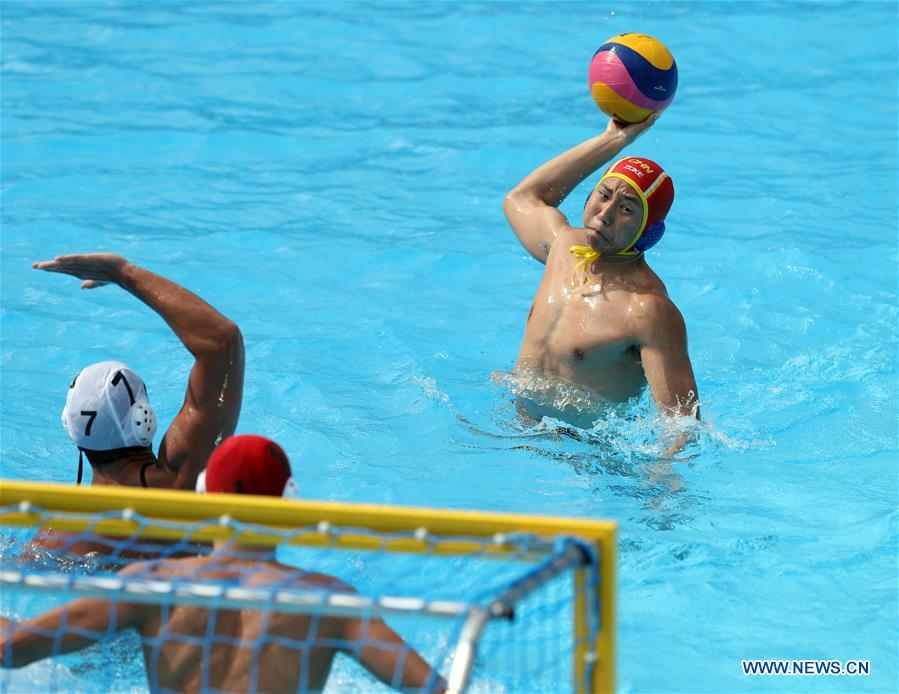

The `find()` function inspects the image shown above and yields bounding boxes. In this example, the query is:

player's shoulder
[638,289,679,315]
[628,288,685,336]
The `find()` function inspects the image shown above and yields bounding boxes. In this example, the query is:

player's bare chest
[529,274,633,341]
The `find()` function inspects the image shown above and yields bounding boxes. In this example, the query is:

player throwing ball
[503,116,699,426]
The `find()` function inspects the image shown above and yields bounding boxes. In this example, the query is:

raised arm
[343,616,447,692]
[503,116,658,263]
[33,254,245,488]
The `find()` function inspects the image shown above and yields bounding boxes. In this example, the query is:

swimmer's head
[62,361,157,483]
[198,434,297,498]
[584,157,674,254]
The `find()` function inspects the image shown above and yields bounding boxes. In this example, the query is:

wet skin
[516,177,673,404]
[503,115,699,426]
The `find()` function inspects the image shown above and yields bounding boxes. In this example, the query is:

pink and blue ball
[588,33,678,123]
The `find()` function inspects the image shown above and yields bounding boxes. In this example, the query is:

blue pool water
[1,2,896,692]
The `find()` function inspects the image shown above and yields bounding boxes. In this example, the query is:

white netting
[0,504,600,693]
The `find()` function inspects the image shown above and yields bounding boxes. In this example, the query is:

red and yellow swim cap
[598,156,674,252]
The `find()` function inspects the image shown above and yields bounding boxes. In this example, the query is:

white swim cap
[62,361,157,452]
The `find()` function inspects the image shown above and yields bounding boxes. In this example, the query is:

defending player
[33,253,245,491]
[28,253,244,557]
[1,435,447,693]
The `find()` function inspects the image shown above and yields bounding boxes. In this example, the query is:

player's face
[583,178,645,252]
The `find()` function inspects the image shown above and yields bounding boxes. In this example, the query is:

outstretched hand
[605,112,660,146]
[32,253,129,289]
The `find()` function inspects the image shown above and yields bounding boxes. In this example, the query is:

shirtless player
[33,253,244,491]
[503,116,698,426]
[1,435,447,693]
[29,253,244,557]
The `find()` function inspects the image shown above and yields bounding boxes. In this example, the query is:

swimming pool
[1,1,896,691]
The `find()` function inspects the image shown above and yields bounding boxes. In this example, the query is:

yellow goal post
[0,479,616,693]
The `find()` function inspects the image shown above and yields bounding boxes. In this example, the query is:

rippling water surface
[1,2,896,692]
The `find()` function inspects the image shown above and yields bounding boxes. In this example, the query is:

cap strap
[569,245,601,285]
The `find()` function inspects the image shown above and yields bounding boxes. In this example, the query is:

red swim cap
[599,157,675,252]
[205,434,292,497]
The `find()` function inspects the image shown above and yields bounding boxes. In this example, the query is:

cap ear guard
[128,401,157,448]
[62,399,156,448]
[633,219,666,252]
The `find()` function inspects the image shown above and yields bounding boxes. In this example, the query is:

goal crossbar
[0,479,616,693]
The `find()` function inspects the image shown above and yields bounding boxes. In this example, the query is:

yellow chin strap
[568,245,641,286]
[569,246,603,286]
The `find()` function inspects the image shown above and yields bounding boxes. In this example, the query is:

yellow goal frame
[0,480,616,693]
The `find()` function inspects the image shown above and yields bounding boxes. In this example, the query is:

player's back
[135,555,347,693]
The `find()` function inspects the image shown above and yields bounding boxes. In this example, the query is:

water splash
[487,368,765,466]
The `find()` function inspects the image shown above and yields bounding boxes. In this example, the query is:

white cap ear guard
[129,401,157,447]
[62,361,157,452]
